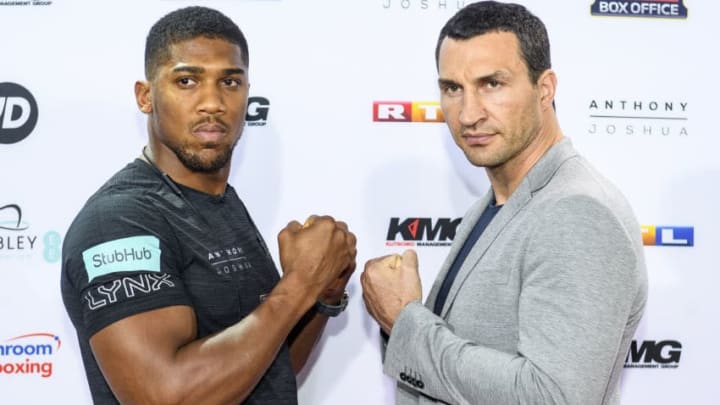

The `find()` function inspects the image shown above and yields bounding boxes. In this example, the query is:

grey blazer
[383,138,648,405]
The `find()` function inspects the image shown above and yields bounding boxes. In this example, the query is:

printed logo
[641,225,693,247]
[0,204,61,263]
[386,217,461,247]
[0,82,39,144]
[246,96,270,127]
[373,101,444,123]
[588,98,688,138]
[84,273,175,310]
[208,245,255,275]
[82,235,161,282]
[0,333,61,378]
[382,0,469,10]
[0,1,53,7]
[591,0,688,19]
[625,339,682,369]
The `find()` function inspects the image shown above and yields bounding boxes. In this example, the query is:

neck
[141,146,230,197]
[487,118,563,205]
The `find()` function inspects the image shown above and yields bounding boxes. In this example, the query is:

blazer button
[400,372,407,381]
[417,380,425,389]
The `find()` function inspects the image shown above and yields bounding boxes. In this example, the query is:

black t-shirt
[61,159,297,404]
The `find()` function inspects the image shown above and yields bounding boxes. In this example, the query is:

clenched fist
[361,249,422,334]
[278,215,357,302]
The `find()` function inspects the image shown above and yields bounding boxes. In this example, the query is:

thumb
[401,249,418,272]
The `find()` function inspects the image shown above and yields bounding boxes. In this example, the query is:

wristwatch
[314,291,349,317]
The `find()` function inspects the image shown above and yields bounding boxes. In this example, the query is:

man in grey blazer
[361,2,648,404]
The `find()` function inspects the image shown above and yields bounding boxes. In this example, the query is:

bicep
[90,305,197,404]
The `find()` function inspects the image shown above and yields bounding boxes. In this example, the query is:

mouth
[192,123,228,142]
[462,132,496,146]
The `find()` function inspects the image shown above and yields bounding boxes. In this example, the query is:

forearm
[288,309,329,374]
[384,303,563,405]
[175,287,315,404]
[96,276,317,405]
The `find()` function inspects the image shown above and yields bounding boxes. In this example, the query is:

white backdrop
[1,0,717,404]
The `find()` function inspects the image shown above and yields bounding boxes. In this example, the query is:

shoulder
[62,161,179,264]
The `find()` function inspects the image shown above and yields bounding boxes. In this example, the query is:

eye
[485,79,502,89]
[222,78,243,88]
[440,83,462,96]
[177,77,197,88]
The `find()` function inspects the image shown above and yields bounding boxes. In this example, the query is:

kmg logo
[641,225,693,247]
[373,101,444,123]
[386,217,461,247]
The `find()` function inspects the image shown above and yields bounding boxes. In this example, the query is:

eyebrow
[171,66,246,76]
[438,71,509,87]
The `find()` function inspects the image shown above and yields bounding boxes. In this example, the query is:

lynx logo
[625,340,682,369]
[373,101,444,123]
[641,225,693,247]
[591,0,688,19]
[83,273,175,311]
[246,96,270,126]
[386,217,461,247]
[0,82,38,144]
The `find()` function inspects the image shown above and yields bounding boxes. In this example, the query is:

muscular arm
[90,217,355,404]
[91,276,315,405]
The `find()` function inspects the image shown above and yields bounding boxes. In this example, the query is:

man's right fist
[277,215,357,299]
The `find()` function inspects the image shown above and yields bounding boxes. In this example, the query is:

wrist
[314,290,349,317]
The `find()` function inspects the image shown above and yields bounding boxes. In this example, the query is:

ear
[536,69,557,111]
[134,80,152,114]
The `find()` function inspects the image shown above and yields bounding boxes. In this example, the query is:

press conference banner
[1,1,716,404]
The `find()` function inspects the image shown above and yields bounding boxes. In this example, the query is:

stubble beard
[169,141,237,173]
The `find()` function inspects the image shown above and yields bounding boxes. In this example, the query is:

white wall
[1,0,714,403]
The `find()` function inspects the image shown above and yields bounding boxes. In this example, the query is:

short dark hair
[144,6,249,79]
[435,1,550,83]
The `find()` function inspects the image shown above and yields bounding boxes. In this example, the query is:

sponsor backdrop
[1,0,716,403]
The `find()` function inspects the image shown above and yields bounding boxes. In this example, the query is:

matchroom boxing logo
[0,82,38,144]
[373,101,444,123]
[591,0,688,19]
[0,333,61,378]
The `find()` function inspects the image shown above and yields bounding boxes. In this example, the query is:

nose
[458,91,487,128]
[197,84,226,115]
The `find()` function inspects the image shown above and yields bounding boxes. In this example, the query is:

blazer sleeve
[383,195,643,404]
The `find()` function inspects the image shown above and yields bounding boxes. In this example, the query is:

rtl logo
[246,96,270,126]
[386,217,461,247]
[625,340,682,369]
[373,101,444,123]
[0,82,38,144]
[641,225,693,247]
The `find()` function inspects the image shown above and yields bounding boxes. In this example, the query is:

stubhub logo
[373,101,444,123]
[641,225,693,247]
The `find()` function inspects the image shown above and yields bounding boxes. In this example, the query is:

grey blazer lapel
[438,181,532,317]
[436,138,579,318]
[425,191,494,312]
